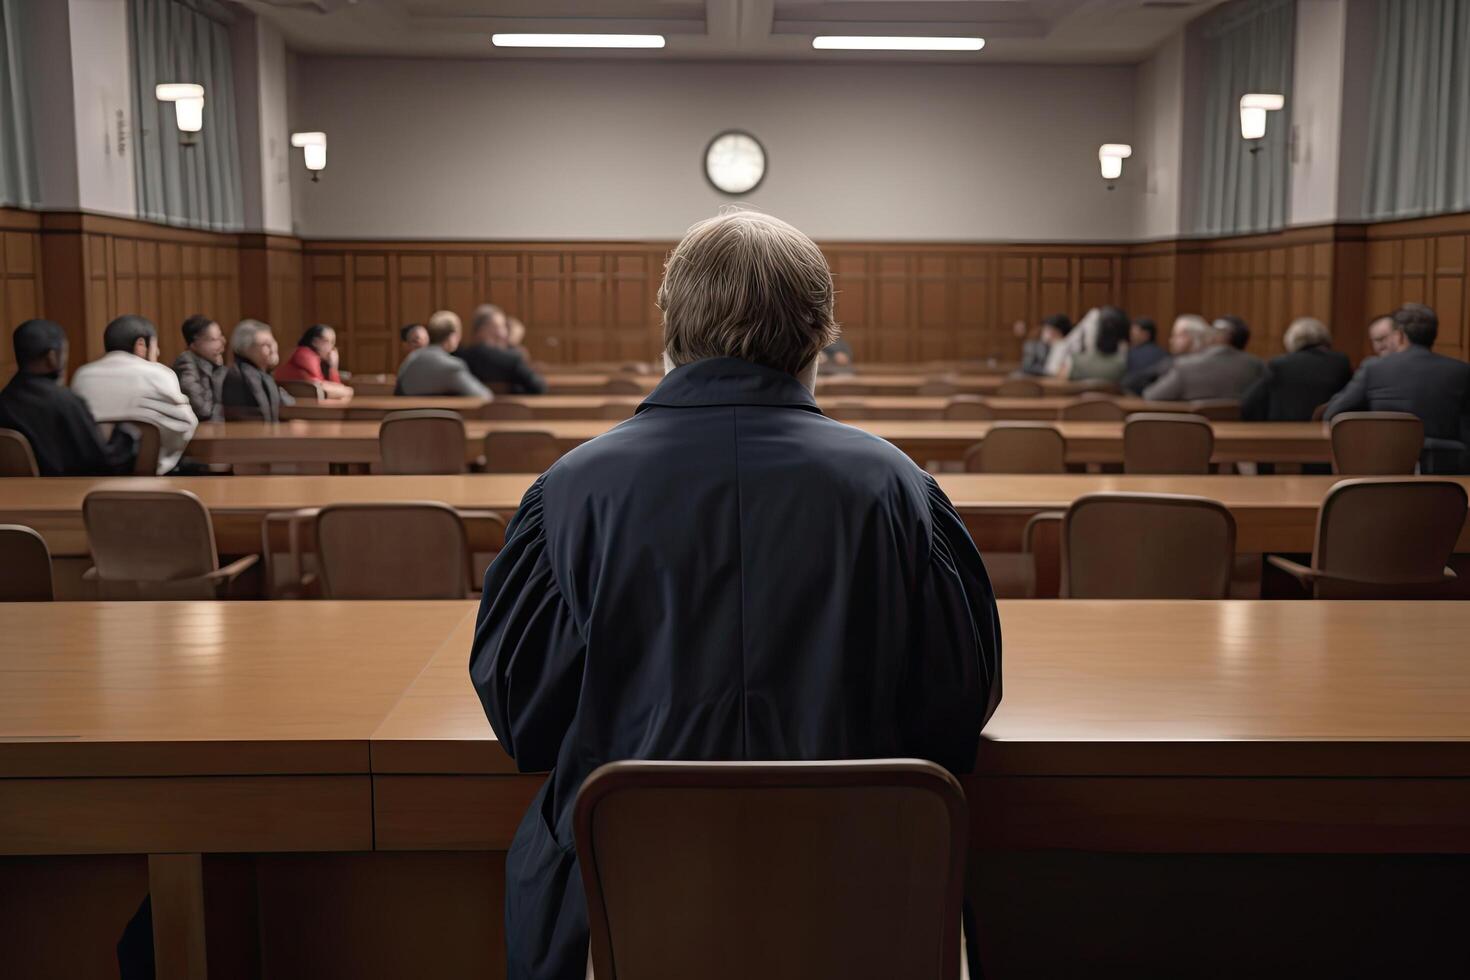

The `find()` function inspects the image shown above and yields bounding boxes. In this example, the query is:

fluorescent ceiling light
[492,33,665,49]
[812,36,984,52]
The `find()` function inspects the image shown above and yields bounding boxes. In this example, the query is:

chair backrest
[994,378,1043,397]
[483,430,563,473]
[281,380,324,402]
[597,401,635,420]
[1023,511,1065,599]
[600,377,643,395]
[827,401,872,420]
[1311,402,1329,422]
[1063,492,1236,598]
[575,760,967,980]
[1329,412,1424,475]
[379,410,466,474]
[0,428,39,477]
[1123,413,1214,474]
[1186,399,1241,421]
[129,420,162,475]
[964,423,1066,473]
[1059,397,1125,421]
[1310,478,1468,597]
[481,400,534,420]
[83,490,220,597]
[0,525,53,601]
[819,381,866,397]
[314,503,471,599]
[917,380,957,396]
[943,396,995,420]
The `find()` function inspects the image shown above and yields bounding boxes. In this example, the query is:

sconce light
[1239,93,1284,150]
[155,83,204,146]
[291,131,327,181]
[1098,143,1132,189]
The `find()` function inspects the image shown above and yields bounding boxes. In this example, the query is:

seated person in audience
[1124,317,1167,378]
[507,316,532,360]
[470,209,1001,980]
[456,304,547,394]
[400,322,428,358]
[1124,313,1193,395]
[1219,314,1254,353]
[71,315,198,474]
[817,336,855,374]
[275,324,354,399]
[173,314,226,421]
[395,310,491,397]
[0,319,136,475]
[1241,317,1351,421]
[1061,305,1129,384]
[1144,315,1264,401]
[1325,304,1470,471]
[1017,314,1071,375]
[218,319,295,421]
[1366,312,1408,359]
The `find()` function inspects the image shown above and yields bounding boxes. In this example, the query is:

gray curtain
[129,0,243,230]
[1194,0,1296,235]
[1363,0,1470,219]
[0,0,39,208]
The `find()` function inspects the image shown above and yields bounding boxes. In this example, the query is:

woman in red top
[275,324,353,399]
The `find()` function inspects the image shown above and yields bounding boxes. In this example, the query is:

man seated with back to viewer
[71,315,198,474]
[173,314,226,421]
[1241,317,1352,422]
[1325,303,1470,472]
[1144,315,1265,401]
[470,209,1002,980]
[0,319,136,475]
[455,304,547,394]
[395,311,490,397]
[218,319,295,422]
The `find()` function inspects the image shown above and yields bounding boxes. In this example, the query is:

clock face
[704,131,766,195]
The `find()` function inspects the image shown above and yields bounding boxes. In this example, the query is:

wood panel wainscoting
[2,207,1467,377]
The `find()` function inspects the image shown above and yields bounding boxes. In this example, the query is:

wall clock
[704,130,766,195]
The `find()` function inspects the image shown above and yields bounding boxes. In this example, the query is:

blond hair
[426,310,462,346]
[1283,317,1331,353]
[659,209,837,377]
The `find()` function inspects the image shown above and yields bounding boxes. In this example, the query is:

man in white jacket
[71,315,198,474]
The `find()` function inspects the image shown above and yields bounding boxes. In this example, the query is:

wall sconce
[1240,93,1285,150]
[155,83,204,146]
[291,131,327,181]
[1098,143,1132,189]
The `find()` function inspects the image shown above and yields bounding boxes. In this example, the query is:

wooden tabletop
[8,474,1468,557]
[178,418,1334,467]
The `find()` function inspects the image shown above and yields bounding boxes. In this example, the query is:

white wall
[289,58,1136,241]
[1288,0,1347,226]
[1132,32,1185,240]
[66,0,136,218]
[233,14,295,234]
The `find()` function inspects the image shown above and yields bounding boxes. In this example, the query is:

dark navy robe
[470,356,1002,980]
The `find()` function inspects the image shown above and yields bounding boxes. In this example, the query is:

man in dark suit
[456,304,547,394]
[1242,317,1352,421]
[1325,304,1470,472]
[218,319,294,421]
[470,209,1001,980]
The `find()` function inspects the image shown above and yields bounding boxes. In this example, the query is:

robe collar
[638,357,821,414]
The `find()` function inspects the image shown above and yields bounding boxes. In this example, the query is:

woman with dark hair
[274,323,353,398]
[1063,306,1130,384]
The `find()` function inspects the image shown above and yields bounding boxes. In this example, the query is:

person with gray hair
[470,208,1001,980]
[1241,317,1351,421]
[1144,312,1265,401]
[218,319,294,421]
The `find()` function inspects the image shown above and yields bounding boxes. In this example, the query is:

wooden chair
[1329,412,1423,475]
[1063,492,1236,598]
[1059,397,1125,421]
[483,430,562,473]
[983,510,1064,600]
[313,502,476,599]
[1311,403,1329,422]
[281,380,324,402]
[0,428,39,477]
[1266,479,1467,598]
[944,396,995,420]
[128,420,162,475]
[1123,413,1214,474]
[379,410,466,474]
[82,490,258,599]
[0,525,53,600]
[482,401,534,420]
[1186,399,1242,421]
[963,423,1066,473]
[575,760,967,980]
[600,377,643,395]
[994,378,1043,397]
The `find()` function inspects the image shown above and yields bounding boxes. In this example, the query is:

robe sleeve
[469,476,586,772]
[902,477,1003,775]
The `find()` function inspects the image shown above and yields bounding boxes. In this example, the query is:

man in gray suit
[1143,317,1265,401]
[1325,304,1470,472]
[395,310,491,398]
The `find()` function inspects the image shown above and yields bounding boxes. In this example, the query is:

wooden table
[178,419,1335,469]
[282,394,1185,422]
[5,600,1469,977]
[10,474,1469,560]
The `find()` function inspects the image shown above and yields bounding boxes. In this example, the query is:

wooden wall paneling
[873,252,913,362]
[1431,234,1466,359]
[438,253,480,330]
[350,254,392,374]
[828,250,872,360]
[527,252,567,363]
[0,210,45,379]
